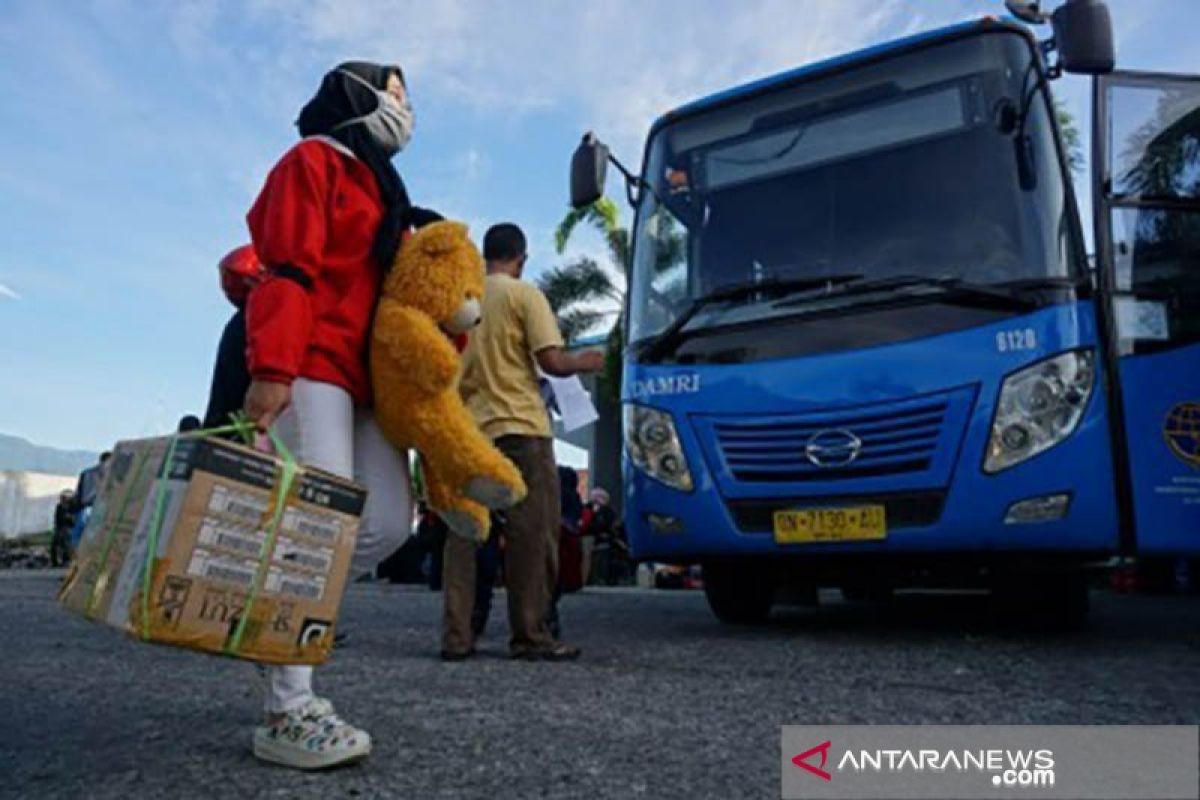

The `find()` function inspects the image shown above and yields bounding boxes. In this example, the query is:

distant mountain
[0,434,99,476]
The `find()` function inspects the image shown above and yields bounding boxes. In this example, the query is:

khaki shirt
[460,273,564,439]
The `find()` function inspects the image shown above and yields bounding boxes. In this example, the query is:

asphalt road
[2,571,1199,799]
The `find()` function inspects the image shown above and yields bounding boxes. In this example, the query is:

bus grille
[711,397,951,483]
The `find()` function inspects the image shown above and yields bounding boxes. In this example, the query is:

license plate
[773,505,887,544]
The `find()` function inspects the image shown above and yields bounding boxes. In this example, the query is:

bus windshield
[628,30,1085,351]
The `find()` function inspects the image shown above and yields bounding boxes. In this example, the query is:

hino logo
[804,429,863,468]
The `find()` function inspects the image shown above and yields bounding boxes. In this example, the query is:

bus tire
[702,560,774,624]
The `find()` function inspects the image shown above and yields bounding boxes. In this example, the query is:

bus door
[1093,71,1200,555]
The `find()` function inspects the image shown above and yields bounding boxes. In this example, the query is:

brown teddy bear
[371,221,526,542]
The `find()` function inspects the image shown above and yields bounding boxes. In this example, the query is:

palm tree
[537,197,629,400]
[538,195,688,400]
[555,196,630,270]
[1055,99,1084,176]
[536,256,623,343]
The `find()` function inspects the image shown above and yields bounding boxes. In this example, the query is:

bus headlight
[624,404,694,491]
[985,349,1095,473]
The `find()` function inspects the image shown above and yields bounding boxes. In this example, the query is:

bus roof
[650,17,1031,136]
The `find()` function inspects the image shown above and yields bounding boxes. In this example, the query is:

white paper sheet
[543,374,599,432]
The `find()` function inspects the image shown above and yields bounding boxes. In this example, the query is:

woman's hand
[244,379,292,429]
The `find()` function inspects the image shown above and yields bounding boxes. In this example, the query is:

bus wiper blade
[991,276,1085,292]
[637,273,864,363]
[773,274,933,307]
[924,278,1040,310]
[774,274,1039,311]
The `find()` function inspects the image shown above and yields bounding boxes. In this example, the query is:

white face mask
[331,69,414,156]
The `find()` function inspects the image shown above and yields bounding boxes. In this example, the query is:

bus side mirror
[1051,0,1115,75]
[571,133,608,209]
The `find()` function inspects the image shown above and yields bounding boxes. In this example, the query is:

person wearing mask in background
[240,60,440,771]
[443,223,604,661]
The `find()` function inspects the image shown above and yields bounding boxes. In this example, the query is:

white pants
[265,378,412,714]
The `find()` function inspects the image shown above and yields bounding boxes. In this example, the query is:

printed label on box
[265,569,326,601]
[187,548,259,589]
[197,518,267,558]
[193,440,279,490]
[273,536,334,575]
[208,485,270,524]
[296,473,367,516]
[281,507,342,545]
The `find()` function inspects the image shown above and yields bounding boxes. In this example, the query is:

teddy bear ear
[415,220,469,257]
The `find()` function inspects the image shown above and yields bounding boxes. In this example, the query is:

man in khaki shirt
[444,223,603,660]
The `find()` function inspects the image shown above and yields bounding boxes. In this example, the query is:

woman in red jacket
[242,61,437,771]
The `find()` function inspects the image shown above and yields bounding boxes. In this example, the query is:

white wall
[0,471,76,539]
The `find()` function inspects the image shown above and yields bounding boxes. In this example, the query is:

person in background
[585,487,618,586]
[240,59,438,771]
[420,504,449,591]
[547,465,584,639]
[50,490,75,567]
[443,223,603,661]
[177,415,202,433]
[469,513,504,642]
[69,451,110,551]
[73,452,110,509]
[576,484,604,585]
[203,246,265,429]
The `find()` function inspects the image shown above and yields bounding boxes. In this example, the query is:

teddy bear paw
[441,510,487,544]
[465,477,522,510]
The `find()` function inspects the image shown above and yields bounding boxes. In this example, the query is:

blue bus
[570,0,1200,623]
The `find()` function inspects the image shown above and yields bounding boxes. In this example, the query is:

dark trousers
[49,526,72,567]
[472,529,502,633]
[443,435,559,654]
[203,309,251,429]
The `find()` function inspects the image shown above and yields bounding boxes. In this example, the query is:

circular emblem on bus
[1164,401,1200,468]
[804,429,863,468]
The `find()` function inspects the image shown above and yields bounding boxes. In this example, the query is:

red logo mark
[792,740,833,782]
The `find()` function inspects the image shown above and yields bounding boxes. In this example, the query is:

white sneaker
[253,697,371,770]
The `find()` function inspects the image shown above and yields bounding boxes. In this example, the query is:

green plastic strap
[136,413,263,640]
[139,434,182,640]
[223,427,298,656]
[84,450,151,618]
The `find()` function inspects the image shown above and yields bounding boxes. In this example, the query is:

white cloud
[0,283,21,300]
[167,0,220,58]
[236,0,973,156]
[455,148,489,182]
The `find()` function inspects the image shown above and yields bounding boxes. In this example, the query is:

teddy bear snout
[443,297,483,334]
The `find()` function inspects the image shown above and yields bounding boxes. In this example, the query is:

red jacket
[245,138,384,405]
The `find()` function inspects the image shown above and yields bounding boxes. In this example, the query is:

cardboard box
[59,434,365,665]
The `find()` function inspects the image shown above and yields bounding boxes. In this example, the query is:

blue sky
[0,0,1196,452]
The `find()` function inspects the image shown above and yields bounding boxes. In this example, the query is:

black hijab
[296,61,415,270]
